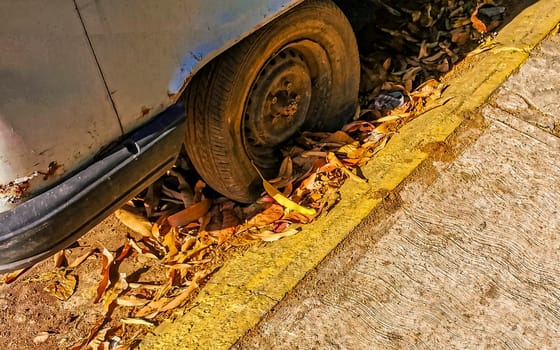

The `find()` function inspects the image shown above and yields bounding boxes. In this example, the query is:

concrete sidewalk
[142,3,560,348]
[235,34,560,349]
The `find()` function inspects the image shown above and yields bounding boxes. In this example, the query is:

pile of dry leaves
[1,1,509,348]
[357,0,505,101]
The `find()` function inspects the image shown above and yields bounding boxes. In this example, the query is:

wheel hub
[244,48,312,169]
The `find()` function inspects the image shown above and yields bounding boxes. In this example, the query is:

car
[0,0,365,272]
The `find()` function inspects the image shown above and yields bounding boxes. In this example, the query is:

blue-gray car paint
[0,0,301,211]
[76,0,303,133]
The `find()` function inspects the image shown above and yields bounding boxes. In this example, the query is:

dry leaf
[115,209,153,238]
[68,248,97,269]
[143,181,162,217]
[102,272,129,313]
[470,5,487,33]
[252,228,300,242]
[208,226,236,246]
[170,169,194,208]
[44,271,77,301]
[417,40,429,59]
[205,208,240,245]
[115,242,132,263]
[262,178,316,216]
[193,180,206,203]
[162,228,179,258]
[69,318,104,350]
[158,271,206,312]
[342,121,375,134]
[121,318,154,327]
[374,113,411,123]
[117,296,150,307]
[301,150,328,158]
[94,248,114,304]
[134,298,171,318]
[327,152,367,183]
[179,236,197,253]
[382,57,391,71]
[324,130,355,145]
[337,143,360,158]
[437,58,450,73]
[300,172,318,191]
[1,268,27,284]
[167,199,211,227]
[404,66,423,85]
[451,27,470,45]
[127,238,157,259]
[87,327,110,350]
[161,185,184,203]
[53,250,67,268]
[33,331,53,344]
[422,51,446,64]
[246,204,285,227]
[164,263,193,270]
[277,156,293,180]
[128,282,161,290]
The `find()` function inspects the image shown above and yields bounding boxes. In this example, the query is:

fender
[76,0,304,133]
[0,0,303,212]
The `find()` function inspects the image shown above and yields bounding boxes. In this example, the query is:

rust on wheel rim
[243,45,314,171]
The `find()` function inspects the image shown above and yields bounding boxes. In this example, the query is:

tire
[185,0,359,203]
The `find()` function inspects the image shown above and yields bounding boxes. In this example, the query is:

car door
[0,0,123,211]
[74,0,302,133]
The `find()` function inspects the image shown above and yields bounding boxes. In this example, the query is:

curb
[142,3,560,349]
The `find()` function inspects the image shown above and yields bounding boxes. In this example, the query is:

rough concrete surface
[492,33,560,136]
[235,34,560,349]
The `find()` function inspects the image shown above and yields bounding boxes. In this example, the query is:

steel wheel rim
[243,40,330,172]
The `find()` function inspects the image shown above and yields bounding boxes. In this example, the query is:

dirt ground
[0,1,531,349]
[0,119,484,350]
[0,216,139,349]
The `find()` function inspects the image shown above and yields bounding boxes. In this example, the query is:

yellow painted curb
[142,3,560,349]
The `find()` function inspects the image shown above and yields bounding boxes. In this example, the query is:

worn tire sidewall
[187,0,359,202]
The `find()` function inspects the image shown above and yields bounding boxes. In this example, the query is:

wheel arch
[176,0,368,104]
[169,0,305,103]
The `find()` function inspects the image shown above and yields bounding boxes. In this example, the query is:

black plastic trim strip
[0,105,186,272]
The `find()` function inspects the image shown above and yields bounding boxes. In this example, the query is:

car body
[0,0,367,272]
